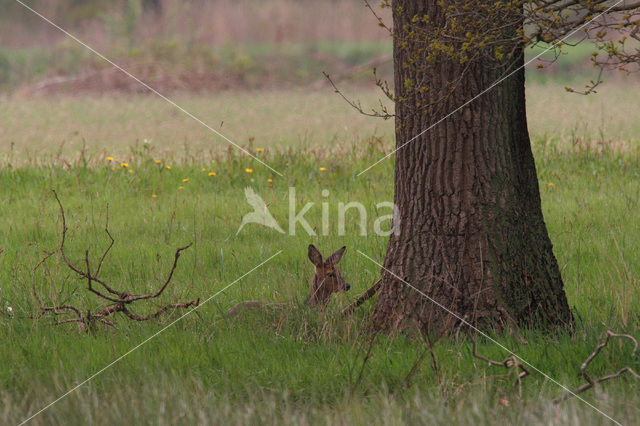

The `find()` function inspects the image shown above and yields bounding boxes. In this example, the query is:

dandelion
[208,172,217,177]
[319,167,326,172]
[245,168,253,174]
[121,162,129,168]
[166,165,172,170]
[285,163,290,167]
[106,157,114,161]
[183,178,189,183]
[548,182,555,187]
[257,148,264,153]
[267,178,273,183]
[155,160,162,164]
[152,194,158,198]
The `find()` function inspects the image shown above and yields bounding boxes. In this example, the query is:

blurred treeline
[0,0,390,48]
[0,0,619,94]
[0,0,393,92]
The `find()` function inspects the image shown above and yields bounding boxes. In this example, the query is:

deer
[227,245,350,317]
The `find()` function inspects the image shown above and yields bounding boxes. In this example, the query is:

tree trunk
[371,0,573,331]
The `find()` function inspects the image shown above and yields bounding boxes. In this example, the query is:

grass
[1,144,639,424]
[0,87,395,165]
[2,78,640,166]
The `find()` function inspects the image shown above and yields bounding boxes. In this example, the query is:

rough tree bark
[371,0,573,331]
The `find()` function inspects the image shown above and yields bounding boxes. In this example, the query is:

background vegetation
[0,0,627,94]
[1,0,639,424]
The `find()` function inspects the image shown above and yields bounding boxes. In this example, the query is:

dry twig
[323,72,394,120]
[472,340,530,397]
[351,330,379,392]
[31,191,199,331]
[553,329,639,404]
[401,330,446,395]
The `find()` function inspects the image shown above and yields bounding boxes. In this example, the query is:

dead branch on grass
[31,190,199,332]
[472,340,530,397]
[553,329,639,404]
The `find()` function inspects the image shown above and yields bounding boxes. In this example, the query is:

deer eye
[327,273,336,278]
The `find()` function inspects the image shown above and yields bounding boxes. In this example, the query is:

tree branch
[553,329,640,404]
[31,191,199,331]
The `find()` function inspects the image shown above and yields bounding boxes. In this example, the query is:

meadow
[3,79,640,163]
[0,77,639,425]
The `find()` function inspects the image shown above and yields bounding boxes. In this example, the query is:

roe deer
[227,245,350,316]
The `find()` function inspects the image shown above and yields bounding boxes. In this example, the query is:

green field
[3,78,640,165]
[1,83,640,425]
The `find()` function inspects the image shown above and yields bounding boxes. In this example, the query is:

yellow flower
[182,178,189,182]
[128,169,134,174]
[319,167,326,172]
[285,163,290,167]
[201,168,207,172]
[208,172,217,177]
[245,168,253,174]
[155,160,162,164]
[121,162,129,168]
[257,148,264,152]
[178,186,184,190]
[165,165,172,170]
[152,194,158,198]
[267,178,273,183]
[548,182,555,187]
[106,157,114,161]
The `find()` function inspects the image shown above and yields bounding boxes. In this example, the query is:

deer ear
[308,244,323,267]
[325,246,346,265]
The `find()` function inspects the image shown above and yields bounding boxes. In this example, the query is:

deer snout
[345,283,351,291]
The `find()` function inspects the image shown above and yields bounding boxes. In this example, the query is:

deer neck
[306,275,331,307]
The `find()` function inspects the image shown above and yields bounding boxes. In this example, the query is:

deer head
[306,244,350,307]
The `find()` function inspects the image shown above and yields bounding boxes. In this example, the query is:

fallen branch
[31,191,199,331]
[472,340,530,397]
[553,329,639,404]
[341,279,381,317]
